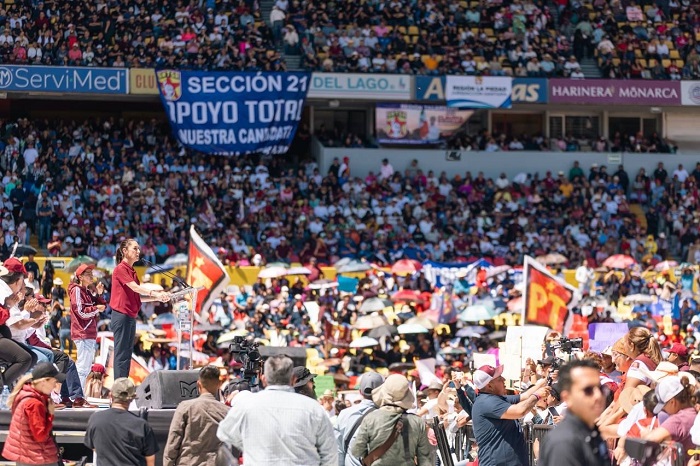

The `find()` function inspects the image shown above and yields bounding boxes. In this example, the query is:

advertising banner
[681,81,700,105]
[308,73,411,100]
[130,68,159,95]
[549,79,681,105]
[0,65,127,94]
[416,76,547,104]
[375,103,473,145]
[445,76,512,108]
[157,70,311,155]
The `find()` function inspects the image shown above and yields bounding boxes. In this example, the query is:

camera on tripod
[550,336,583,354]
[230,336,263,388]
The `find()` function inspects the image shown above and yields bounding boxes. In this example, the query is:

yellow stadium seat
[408,26,419,35]
[675,59,685,68]
[484,28,494,36]
[662,59,671,68]
[398,26,407,34]
[670,50,680,59]
[589,12,596,20]
[403,35,410,43]
[459,1,468,8]
[635,49,642,57]
[613,58,621,66]
[648,59,657,68]
[411,36,419,44]
[665,41,674,49]
[637,58,647,68]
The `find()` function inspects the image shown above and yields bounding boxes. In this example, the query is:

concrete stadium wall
[317,143,700,180]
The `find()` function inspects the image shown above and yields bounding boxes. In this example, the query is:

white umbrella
[217,329,248,344]
[286,266,311,276]
[360,297,388,313]
[258,266,288,279]
[97,257,116,272]
[397,323,429,334]
[459,305,499,322]
[350,336,380,348]
[309,279,338,290]
[486,265,512,279]
[337,261,372,273]
[164,253,188,267]
[353,314,389,330]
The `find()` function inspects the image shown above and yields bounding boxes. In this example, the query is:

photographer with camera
[217,355,337,465]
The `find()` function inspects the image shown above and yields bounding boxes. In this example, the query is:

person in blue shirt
[471,365,550,466]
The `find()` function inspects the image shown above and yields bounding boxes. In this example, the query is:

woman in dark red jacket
[2,362,65,465]
[69,263,106,390]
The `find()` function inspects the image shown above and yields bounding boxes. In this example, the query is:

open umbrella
[217,329,248,344]
[486,265,512,279]
[337,260,372,274]
[602,254,636,269]
[459,305,499,322]
[456,327,486,338]
[404,315,436,329]
[286,266,312,276]
[164,253,188,267]
[391,259,423,276]
[11,243,37,257]
[487,330,507,340]
[623,294,655,304]
[389,362,416,372]
[439,347,467,356]
[308,279,338,290]
[397,323,429,334]
[258,266,288,279]
[66,256,97,272]
[368,324,398,339]
[354,314,389,330]
[391,289,424,304]
[536,253,568,265]
[360,297,388,313]
[655,260,678,272]
[96,257,116,272]
[350,336,380,348]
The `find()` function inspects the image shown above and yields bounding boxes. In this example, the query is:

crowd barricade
[456,422,687,466]
[433,416,455,466]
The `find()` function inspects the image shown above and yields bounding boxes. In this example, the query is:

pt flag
[523,256,576,332]
[186,226,229,314]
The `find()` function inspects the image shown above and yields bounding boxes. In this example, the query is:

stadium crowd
[0,0,697,79]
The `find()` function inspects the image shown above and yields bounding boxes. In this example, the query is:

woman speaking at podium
[110,239,170,379]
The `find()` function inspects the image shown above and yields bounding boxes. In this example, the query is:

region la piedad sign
[549,78,680,106]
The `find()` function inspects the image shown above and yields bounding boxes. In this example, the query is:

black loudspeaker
[258,346,307,368]
[135,370,200,409]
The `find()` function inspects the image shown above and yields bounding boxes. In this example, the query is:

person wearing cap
[218,355,337,465]
[69,263,106,390]
[471,364,550,466]
[84,363,108,399]
[335,371,384,466]
[1,362,65,465]
[85,377,159,466]
[163,365,230,466]
[667,343,690,372]
[539,360,610,466]
[637,374,697,462]
[292,365,317,399]
[0,258,38,388]
[110,239,170,379]
[350,373,431,466]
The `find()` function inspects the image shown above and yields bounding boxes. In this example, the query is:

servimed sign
[0,65,127,94]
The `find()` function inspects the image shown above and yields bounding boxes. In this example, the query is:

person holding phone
[69,263,106,390]
[110,239,170,379]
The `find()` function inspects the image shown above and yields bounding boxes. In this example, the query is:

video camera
[550,336,583,354]
[230,336,263,389]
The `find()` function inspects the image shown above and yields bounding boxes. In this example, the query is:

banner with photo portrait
[375,103,473,145]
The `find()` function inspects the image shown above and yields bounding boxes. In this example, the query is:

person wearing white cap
[471,365,550,466]
[641,375,697,461]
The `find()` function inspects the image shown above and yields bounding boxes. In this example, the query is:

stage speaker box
[135,370,200,409]
[258,346,307,368]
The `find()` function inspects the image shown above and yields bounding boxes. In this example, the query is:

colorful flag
[186,226,229,314]
[523,256,576,332]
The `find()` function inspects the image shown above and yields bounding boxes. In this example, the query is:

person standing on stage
[69,263,106,390]
[110,239,170,379]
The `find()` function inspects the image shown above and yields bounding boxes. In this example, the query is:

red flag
[523,256,575,332]
[186,226,229,314]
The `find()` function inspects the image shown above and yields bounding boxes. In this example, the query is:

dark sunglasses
[581,384,603,397]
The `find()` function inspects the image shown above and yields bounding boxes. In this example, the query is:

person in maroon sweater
[109,239,170,379]
[69,263,106,390]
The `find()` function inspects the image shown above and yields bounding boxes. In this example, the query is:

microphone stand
[139,257,191,289]
[139,257,196,370]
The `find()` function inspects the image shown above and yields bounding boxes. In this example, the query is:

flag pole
[520,256,532,385]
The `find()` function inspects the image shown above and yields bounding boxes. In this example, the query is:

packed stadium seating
[0,0,692,78]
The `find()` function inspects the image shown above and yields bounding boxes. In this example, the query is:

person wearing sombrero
[351,374,431,465]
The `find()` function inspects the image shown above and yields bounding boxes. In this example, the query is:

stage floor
[0,408,176,466]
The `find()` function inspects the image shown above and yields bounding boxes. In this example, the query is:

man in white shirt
[673,164,689,182]
[217,355,337,465]
[379,158,394,180]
